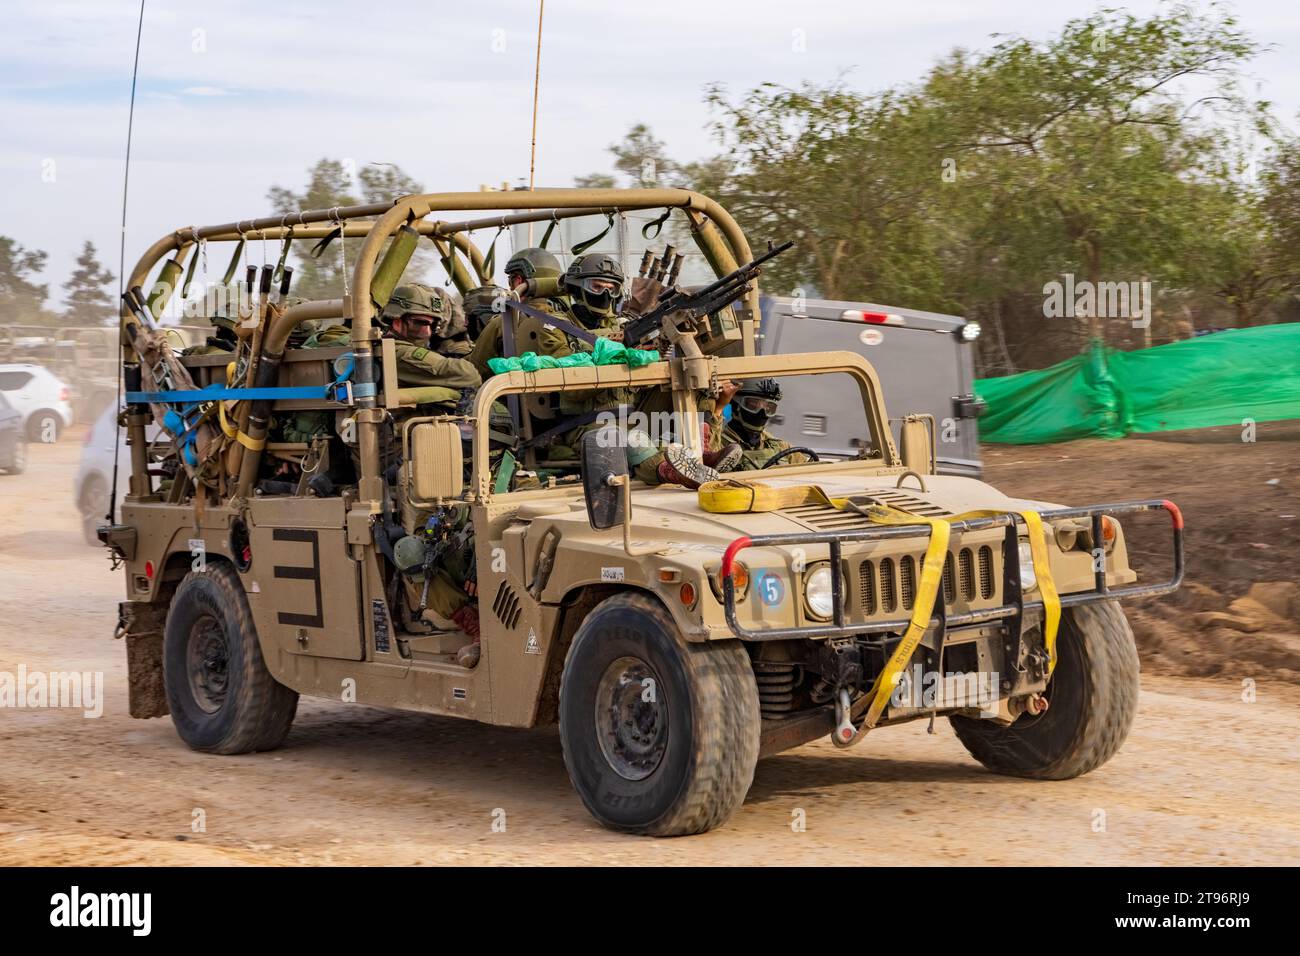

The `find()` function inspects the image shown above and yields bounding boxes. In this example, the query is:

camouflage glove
[623,275,667,318]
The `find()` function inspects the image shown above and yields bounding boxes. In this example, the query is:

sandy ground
[1,428,1298,865]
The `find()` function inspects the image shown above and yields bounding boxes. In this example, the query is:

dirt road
[2,431,1298,865]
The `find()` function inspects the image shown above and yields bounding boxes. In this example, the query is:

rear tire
[0,436,24,475]
[163,560,298,754]
[950,601,1139,779]
[27,410,61,443]
[559,592,760,836]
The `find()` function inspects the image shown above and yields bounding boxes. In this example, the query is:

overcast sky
[2,0,1297,309]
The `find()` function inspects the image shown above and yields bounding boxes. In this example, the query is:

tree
[267,158,431,301]
[922,4,1266,346]
[0,236,49,326]
[62,240,115,325]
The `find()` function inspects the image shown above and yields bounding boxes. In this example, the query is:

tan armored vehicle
[105,189,1184,836]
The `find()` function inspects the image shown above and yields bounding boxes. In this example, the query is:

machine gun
[621,240,793,352]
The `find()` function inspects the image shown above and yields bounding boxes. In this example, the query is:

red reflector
[144,560,155,579]
[59,387,70,402]
[840,309,904,326]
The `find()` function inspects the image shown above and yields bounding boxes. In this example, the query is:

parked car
[0,391,25,474]
[0,363,75,442]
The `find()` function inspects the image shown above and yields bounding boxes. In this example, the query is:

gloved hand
[624,275,667,318]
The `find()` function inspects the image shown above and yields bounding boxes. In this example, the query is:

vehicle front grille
[855,544,1000,622]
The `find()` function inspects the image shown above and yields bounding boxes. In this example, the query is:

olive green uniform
[718,418,808,470]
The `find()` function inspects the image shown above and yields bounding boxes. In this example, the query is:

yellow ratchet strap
[697,479,1063,722]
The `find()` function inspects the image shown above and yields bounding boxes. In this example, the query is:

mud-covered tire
[951,601,1139,779]
[163,560,298,754]
[559,592,761,836]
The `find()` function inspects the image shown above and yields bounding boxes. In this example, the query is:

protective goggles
[737,396,779,416]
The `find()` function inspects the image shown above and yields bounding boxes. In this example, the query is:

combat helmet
[380,284,445,328]
[504,247,563,283]
[731,378,783,433]
[562,253,626,324]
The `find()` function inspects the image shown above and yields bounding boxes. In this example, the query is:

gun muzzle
[667,253,684,287]
[279,265,293,297]
[638,249,653,278]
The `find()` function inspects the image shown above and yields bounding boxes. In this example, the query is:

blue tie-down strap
[126,352,357,407]
[162,405,209,468]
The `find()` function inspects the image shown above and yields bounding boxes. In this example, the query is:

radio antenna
[108,0,146,532]
[527,0,545,244]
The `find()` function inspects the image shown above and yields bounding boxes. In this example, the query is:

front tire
[559,592,760,836]
[163,560,298,754]
[79,474,107,544]
[950,601,1139,779]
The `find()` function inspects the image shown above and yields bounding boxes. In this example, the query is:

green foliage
[581,3,1294,370]
[267,158,433,300]
[62,240,116,325]
[0,236,49,325]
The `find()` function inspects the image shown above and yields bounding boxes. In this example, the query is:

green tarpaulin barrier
[975,323,1300,444]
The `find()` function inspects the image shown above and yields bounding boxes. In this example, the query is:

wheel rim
[38,416,57,442]
[594,656,668,781]
[187,614,230,714]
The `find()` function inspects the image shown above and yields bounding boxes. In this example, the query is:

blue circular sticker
[757,572,785,607]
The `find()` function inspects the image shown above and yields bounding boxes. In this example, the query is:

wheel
[27,410,62,443]
[950,601,1139,779]
[79,474,107,545]
[1,436,24,475]
[558,592,760,836]
[162,560,298,754]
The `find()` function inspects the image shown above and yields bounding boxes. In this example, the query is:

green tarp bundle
[487,338,660,375]
[975,322,1300,444]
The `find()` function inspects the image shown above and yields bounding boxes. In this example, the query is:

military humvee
[105,188,1183,836]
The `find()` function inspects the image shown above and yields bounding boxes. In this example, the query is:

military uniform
[710,378,808,471]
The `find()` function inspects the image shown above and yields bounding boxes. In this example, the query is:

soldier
[462,284,506,342]
[417,284,473,358]
[379,285,483,665]
[711,378,809,471]
[180,283,240,355]
[468,247,572,379]
[381,284,481,397]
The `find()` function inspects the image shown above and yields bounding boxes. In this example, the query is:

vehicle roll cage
[119,189,765,508]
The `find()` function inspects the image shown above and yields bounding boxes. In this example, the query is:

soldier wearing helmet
[381,284,481,395]
[562,252,626,331]
[411,284,472,358]
[181,283,242,355]
[711,378,808,471]
[468,247,574,379]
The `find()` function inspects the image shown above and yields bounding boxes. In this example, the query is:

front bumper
[720,499,1184,641]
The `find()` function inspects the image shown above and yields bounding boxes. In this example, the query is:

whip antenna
[527,0,545,244]
[108,0,146,532]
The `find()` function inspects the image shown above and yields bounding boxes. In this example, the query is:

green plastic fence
[975,323,1300,444]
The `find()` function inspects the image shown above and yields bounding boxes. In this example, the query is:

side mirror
[408,421,464,504]
[899,414,936,475]
[581,426,627,531]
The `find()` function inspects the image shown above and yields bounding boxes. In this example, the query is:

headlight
[960,322,982,341]
[804,563,835,620]
[1017,542,1037,591]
